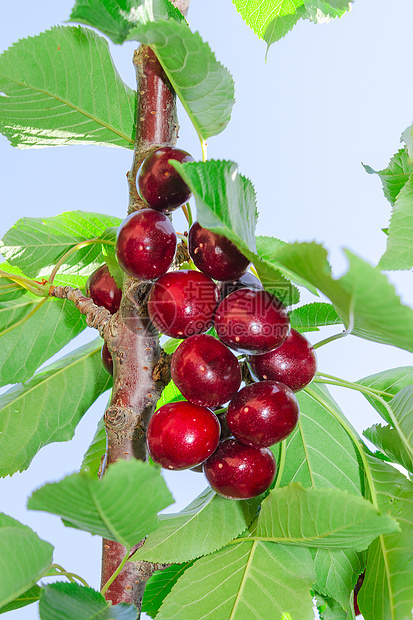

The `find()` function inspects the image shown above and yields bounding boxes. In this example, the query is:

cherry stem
[313,330,349,349]
[0,269,46,296]
[47,238,114,285]
[100,549,130,596]
[201,140,208,162]
[48,564,90,588]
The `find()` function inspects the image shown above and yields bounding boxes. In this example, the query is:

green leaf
[316,592,355,620]
[312,548,364,611]
[289,302,342,332]
[0,211,121,279]
[142,563,193,619]
[358,366,413,422]
[255,483,398,550]
[156,541,315,620]
[156,380,185,408]
[402,122,413,161]
[28,460,173,547]
[0,514,53,609]
[363,147,413,206]
[232,0,306,39]
[0,585,41,615]
[172,160,299,305]
[358,455,413,620]
[259,242,413,351]
[0,260,88,290]
[304,0,352,23]
[131,486,260,563]
[378,174,413,270]
[103,247,124,290]
[281,385,364,495]
[264,5,308,50]
[0,26,135,149]
[0,295,86,388]
[70,0,184,45]
[80,416,107,479]
[161,338,183,355]
[126,21,235,140]
[0,338,111,477]
[39,583,138,620]
[364,424,413,473]
[0,276,25,302]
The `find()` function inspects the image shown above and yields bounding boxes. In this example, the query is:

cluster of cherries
[86,147,317,500]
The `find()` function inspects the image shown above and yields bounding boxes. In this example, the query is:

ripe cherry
[101,343,113,376]
[86,264,122,314]
[146,401,220,470]
[171,334,241,408]
[203,438,276,499]
[214,288,290,355]
[188,221,250,281]
[137,147,194,212]
[116,208,177,280]
[247,329,317,392]
[148,270,220,338]
[218,271,263,301]
[227,380,299,448]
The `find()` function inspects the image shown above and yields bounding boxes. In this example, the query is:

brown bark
[101,1,191,610]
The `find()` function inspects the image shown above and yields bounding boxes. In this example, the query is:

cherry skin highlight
[146,401,220,470]
[86,264,122,314]
[101,343,113,376]
[203,438,276,499]
[188,221,251,281]
[248,329,317,392]
[218,271,263,301]
[137,147,194,212]
[214,288,290,355]
[171,334,241,408]
[227,380,299,448]
[148,270,220,338]
[116,208,177,280]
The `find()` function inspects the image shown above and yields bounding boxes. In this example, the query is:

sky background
[1,1,413,618]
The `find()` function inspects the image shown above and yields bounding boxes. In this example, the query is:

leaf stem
[100,548,131,596]
[0,297,48,337]
[316,372,394,399]
[304,386,379,509]
[0,270,46,296]
[47,238,114,285]
[201,140,208,162]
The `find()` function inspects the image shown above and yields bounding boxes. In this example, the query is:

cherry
[146,401,220,470]
[137,147,194,212]
[247,329,317,392]
[203,438,276,499]
[218,271,263,301]
[148,270,220,338]
[86,264,122,314]
[214,288,290,355]
[116,208,177,280]
[171,334,241,407]
[188,221,250,281]
[190,412,231,473]
[227,380,299,448]
[101,343,113,376]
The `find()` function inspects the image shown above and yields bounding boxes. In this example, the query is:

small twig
[49,285,111,339]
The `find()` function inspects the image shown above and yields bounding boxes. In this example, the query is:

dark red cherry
[86,265,122,314]
[116,208,177,280]
[248,329,317,392]
[101,343,113,376]
[188,221,250,281]
[137,147,194,212]
[171,334,241,407]
[227,380,299,448]
[190,412,231,473]
[148,270,220,338]
[203,438,276,499]
[214,288,290,355]
[146,401,220,470]
[218,271,263,301]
